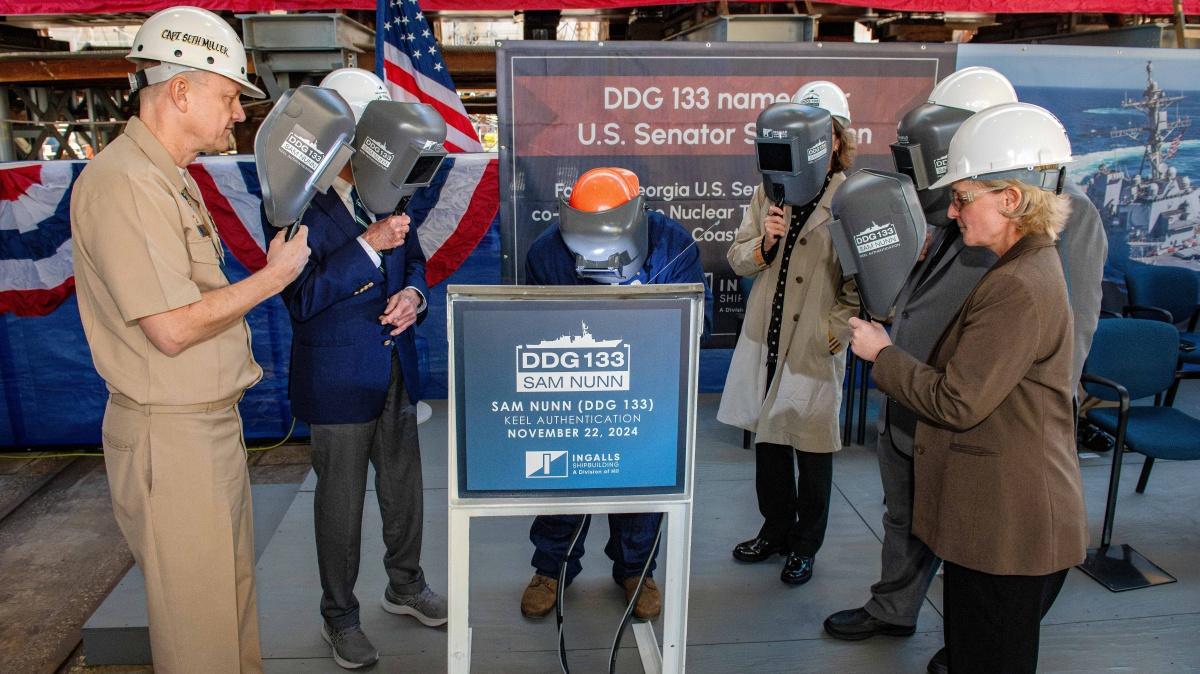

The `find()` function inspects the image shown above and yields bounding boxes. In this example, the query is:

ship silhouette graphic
[529,321,622,348]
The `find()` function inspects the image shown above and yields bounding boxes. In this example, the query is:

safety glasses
[949,186,1004,209]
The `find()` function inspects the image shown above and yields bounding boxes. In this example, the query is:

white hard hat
[792,80,851,126]
[319,68,391,123]
[928,66,1017,113]
[127,6,264,99]
[930,102,1073,191]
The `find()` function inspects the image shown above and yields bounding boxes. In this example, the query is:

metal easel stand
[447,498,694,674]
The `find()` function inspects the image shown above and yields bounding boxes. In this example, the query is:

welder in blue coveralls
[519,166,711,622]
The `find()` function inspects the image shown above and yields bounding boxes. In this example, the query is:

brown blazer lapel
[926,233,1055,367]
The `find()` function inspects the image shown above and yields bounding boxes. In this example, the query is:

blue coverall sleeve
[653,218,713,339]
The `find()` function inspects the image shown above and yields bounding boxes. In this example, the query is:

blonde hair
[831,118,856,173]
[978,178,1069,240]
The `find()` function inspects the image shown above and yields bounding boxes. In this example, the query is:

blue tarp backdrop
[0,215,498,447]
[0,213,733,447]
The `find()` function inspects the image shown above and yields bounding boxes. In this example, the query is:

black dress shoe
[823,607,917,641]
[732,536,785,563]
[927,647,947,674]
[780,553,814,585]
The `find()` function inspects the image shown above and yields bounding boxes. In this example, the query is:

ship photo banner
[957,44,1200,280]
[498,42,1200,347]
[496,41,957,347]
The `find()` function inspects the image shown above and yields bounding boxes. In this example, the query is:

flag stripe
[0,164,43,204]
[0,239,73,292]
[187,164,269,273]
[376,0,484,155]
[424,159,499,286]
[382,58,483,152]
[381,43,471,113]
[0,276,74,317]
[414,156,486,252]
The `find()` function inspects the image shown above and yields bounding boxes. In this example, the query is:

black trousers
[943,561,1069,674]
[754,442,833,557]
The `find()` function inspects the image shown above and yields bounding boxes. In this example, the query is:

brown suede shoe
[520,574,558,618]
[620,577,661,620]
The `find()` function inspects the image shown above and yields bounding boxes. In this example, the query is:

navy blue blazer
[284,189,427,425]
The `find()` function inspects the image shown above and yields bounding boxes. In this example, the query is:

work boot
[620,576,661,620]
[521,573,558,618]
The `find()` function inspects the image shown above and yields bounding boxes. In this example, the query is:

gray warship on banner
[1085,61,1200,262]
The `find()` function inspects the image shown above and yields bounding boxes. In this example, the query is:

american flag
[376,0,483,153]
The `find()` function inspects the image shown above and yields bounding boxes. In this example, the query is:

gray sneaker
[321,622,379,670]
[381,585,448,627]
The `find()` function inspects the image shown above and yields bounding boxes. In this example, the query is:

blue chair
[1077,318,1200,591]
[1124,264,1200,350]
[1124,264,1200,406]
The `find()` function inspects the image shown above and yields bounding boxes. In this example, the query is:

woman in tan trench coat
[849,103,1087,674]
[717,83,860,586]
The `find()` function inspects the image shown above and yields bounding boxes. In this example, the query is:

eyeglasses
[949,186,1004,209]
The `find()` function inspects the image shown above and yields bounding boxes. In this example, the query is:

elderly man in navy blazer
[282,67,446,671]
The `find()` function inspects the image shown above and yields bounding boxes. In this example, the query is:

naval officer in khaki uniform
[70,8,309,673]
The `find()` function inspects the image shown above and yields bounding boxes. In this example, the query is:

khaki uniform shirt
[71,116,261,405]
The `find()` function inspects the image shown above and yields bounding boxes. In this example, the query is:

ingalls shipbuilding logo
[526,450,568,478]
[516,322,630,393]
[854,221,901,257]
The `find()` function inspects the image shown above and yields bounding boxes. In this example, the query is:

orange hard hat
[569,167,640,212]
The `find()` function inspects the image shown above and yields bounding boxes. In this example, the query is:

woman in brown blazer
[848,103,1087,674]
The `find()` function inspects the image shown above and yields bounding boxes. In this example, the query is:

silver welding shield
[755,102,834,206]
[829,169,927,319]
[254,85,356,229]
[889,102,973,219]
[350,100,448,215]
[557,195,649,284]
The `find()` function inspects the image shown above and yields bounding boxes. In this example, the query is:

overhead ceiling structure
[2,0,1197,14]
[1,0,1195,161]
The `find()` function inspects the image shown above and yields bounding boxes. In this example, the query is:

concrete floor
[81,390,1200,673]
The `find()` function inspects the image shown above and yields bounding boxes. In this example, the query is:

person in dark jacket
[519,167,709,622]
[283,67,445,671]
